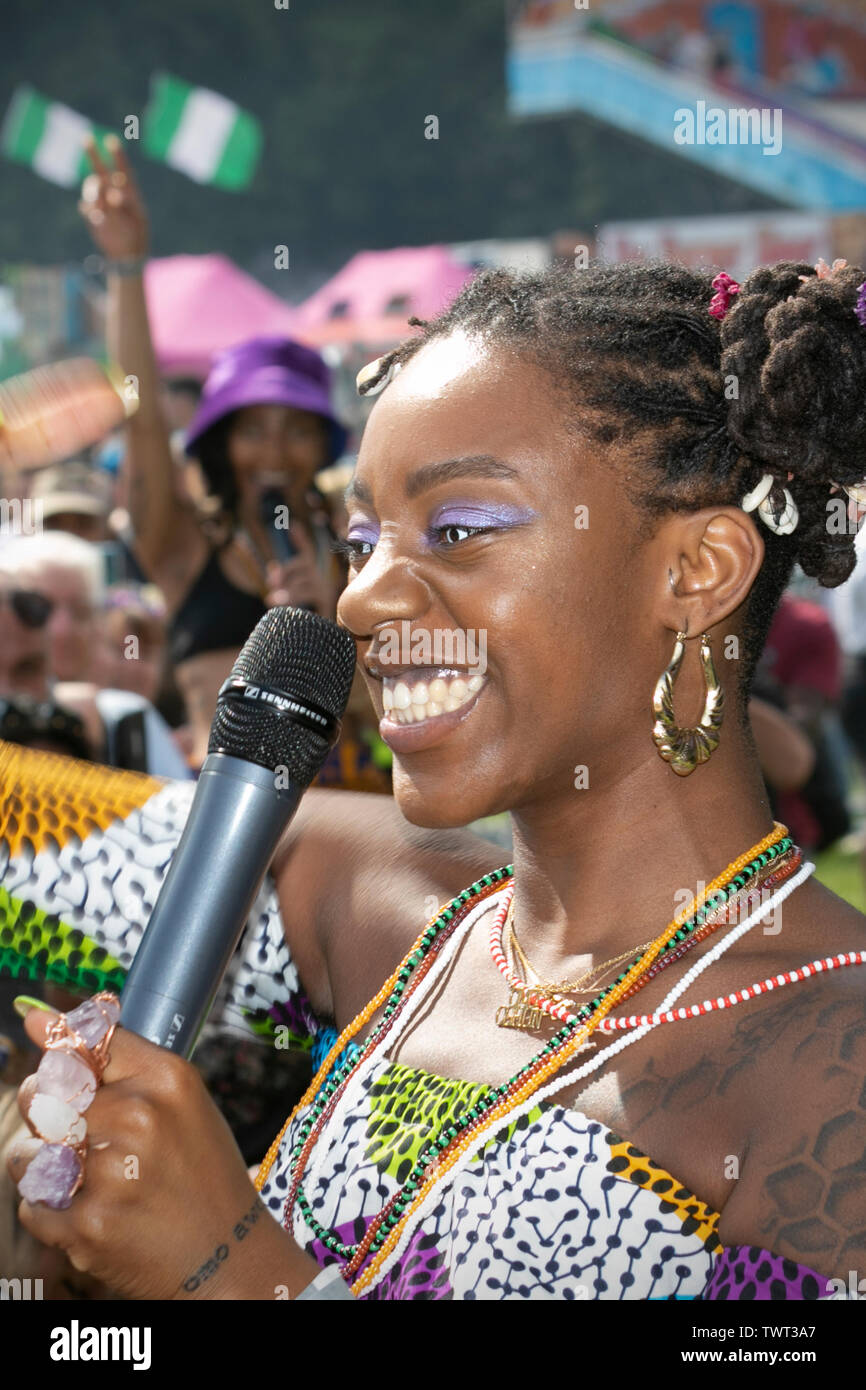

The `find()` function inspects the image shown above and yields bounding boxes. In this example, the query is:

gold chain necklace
[500,846,795,1026]
[505,897,653,998]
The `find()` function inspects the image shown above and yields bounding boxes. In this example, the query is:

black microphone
[260,486,298,561]
[119,606,357,1056]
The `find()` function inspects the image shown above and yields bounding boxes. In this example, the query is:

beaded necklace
[267,826,788,1277]
[356,859,817,1297]
[254,869,513,1198]
[256,823,788,1288]
[490,828,792,1027]
[615,847,801,1004]
[501,843,799,1020]
[601,948,866,1032]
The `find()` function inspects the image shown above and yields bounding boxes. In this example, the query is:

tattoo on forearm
[179,1196,267,1295]
[233,1194,266,1242]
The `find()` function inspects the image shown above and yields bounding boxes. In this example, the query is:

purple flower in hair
[855,280,866,328]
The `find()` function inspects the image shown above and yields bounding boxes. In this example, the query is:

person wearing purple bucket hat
[77,140,385,778]
[185,335,348,470]
[174,332,350,764]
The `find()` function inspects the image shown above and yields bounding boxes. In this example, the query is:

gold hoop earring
[651,631,724,776]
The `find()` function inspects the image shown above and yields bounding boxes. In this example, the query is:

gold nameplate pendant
[495,988,545,1031]
[495,989,598,1052]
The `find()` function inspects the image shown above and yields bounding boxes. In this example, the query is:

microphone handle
[259,488,298,562]
[119,754,302,1056]
[258,494,316,609]
[267,524,299,562]
[266,525,316,611]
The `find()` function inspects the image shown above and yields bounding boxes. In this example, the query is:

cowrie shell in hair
[741,474,775,513]
[355,357,402,396]
[757,486,799,536]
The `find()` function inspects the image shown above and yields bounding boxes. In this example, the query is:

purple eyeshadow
[344,503,537,548]
[430,503,537,528]
[346,520,380,544]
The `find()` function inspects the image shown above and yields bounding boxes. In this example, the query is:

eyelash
[330,524,492,562]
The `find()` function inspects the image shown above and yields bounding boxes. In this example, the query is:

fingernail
[13,996,55,1019]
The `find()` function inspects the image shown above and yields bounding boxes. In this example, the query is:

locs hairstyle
[360,260,866,716]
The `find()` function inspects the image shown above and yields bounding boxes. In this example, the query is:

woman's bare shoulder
[717,885,866,1278]
[271,788,507,1020]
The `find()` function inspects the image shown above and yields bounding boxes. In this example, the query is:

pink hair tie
[709,271,740,321]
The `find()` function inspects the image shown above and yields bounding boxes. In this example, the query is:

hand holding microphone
[259,489,336,616]
[9,998,322,1299]
[7,606,357,1297]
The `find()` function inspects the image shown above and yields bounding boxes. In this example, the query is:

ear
[654,507,765,634]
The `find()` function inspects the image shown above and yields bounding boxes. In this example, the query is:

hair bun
[717,260,866,587]
[719,260,866,490]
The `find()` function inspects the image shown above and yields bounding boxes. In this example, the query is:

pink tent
[144,254,301,377]
[293,246,473,340]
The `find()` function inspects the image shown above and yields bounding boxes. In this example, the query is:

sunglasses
[0,588,54,628]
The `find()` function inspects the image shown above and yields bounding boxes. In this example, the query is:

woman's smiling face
[337,330,656,828]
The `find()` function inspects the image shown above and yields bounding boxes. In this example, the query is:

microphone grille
[208,607,357,785]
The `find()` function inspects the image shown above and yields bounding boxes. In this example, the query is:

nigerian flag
[143,74,261,189]
[1,87,113,187]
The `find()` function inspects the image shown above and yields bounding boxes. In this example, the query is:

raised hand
[78,135,149,262]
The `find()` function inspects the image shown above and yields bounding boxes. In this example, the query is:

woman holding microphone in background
[80,138,384,786]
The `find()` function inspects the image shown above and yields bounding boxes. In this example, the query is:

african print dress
[0,742,849,1300]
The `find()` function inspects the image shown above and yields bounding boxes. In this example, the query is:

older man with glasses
[0,584,53,700]
[0,532,190,777]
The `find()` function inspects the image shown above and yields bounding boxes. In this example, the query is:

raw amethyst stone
[18,1143,82,1210]
[35,1048,97,1113]
[65,996,120,1048]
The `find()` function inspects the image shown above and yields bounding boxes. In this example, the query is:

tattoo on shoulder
[752,993,866,1267]
[608,991,830,1129]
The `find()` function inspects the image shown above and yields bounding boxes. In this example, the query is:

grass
[814,840,866,913]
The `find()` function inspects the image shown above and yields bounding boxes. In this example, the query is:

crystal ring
[16,993,121,1211]
[43,991,121,1084]
[26,1092,88,1148]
